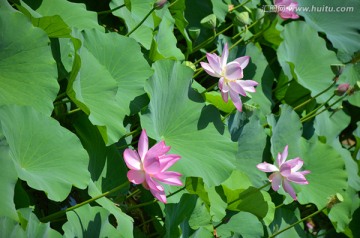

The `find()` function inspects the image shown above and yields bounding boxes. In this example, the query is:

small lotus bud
[256,8,265,20]
[200,14,217,29]
[331,64,345,77]
[235,12,251,26]
[188,27,201,41]
[154,0,167,9]
[335,83,350,96]
[326,193,344,209]
[228,4,235,12]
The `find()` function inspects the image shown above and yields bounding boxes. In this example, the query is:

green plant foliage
[0,9,58,115]
[0,0,359,236]
[62,204,124,237]
[0,105,90,201]
[268,206,305,237]
[216,212,264,238]
[22,0,102,31]
[298,0,360,57]
[277,21,341,104]
[68,29,152,144]
[111,0,154,49]
[0,208,62,238]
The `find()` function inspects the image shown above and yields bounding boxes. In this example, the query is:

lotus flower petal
[229,90,243,111]
[269,172,282,191]
[138,130,149,160]
[123,149,141,170]
[224,62,243,80]
[283,179,297,200]
[256,162,279,172]
[234,56,250,69]
[127,170,145,184]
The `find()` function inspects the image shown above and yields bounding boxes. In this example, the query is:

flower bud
[335,83,350,96]
[228,4,235,12]
[331,64,345,77]
[200,14,217,29]
[235,12,251,26]
[188,27,201,41]
[154,0,167,9]
[326,193,343,209]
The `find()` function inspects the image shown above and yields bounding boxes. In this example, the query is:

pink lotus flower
[274,0,299,19]
[200,43,258,111]
[123,130,183,203]
[256,145,310,200]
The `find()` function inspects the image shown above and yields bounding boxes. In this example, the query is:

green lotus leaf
[267,206,305,238]
[0,9,58,115]
[62,204,124,238]
[165,194,198,238]
[22,0,102,31]
[0,140,17,221]
[216,212,264,238]
[68,29,152,145]
[277,21,341,104]
[298,0,360,56]
[0,105,90,201]
[110,0,154,49]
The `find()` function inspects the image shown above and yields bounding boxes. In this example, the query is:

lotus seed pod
[200,14,217,29]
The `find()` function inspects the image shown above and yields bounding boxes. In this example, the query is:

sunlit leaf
[0,9,58,115]
[0,106,90,201]
[277,22,341,104]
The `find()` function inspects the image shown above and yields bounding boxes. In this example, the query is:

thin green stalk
[231,15,265,40]
[55,92,67,101]
[97,4,125,15]
[229,26,247,50]
[221,108,236,122]
[126,189,141,199]
[269,206,327,238]
[53,99,71,106]
[40,181,129,223]
[300,94,336,121]
[293,81,337,111]
[127,186,185,211]
[167,186,186,197]
[231,0,252,12]
[126,7,155,37]
[191,23,235,54]
[117,140,138,150]
[272,79,293,93]
[127,199,157,211]
[122,128,141,140]
[168,0,180,8]
[201,82,218,95]
[301,94,347,123]
[193,68,203,78]
[67,108,81,115]
[275,203,286,210]
[139,217,159,227]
